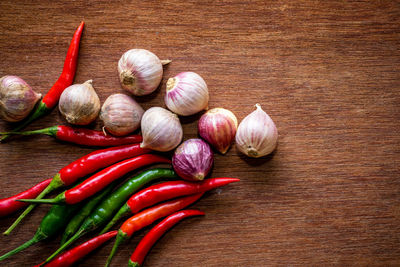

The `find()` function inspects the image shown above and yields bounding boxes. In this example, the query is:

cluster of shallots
[0,48,278,182]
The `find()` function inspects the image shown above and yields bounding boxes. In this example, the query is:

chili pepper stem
[128,260,141,267]
[43,228,85,265]
[0,234,42,261]
[105,230,128,267]
[0,125,58,137]
[4,176,64,235]
[0,101,48,142]
[100,203,131,234]
[17,196,65,205]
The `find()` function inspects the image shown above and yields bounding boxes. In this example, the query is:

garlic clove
[100,93,144,136]
[235,104,278,158]
[140,107,183,152]
[59,80,101,125]
[0,75,42,122]
[172,138,214,181]
[198,108,238,154]
[164,72,209,116]
[118,49,167,96]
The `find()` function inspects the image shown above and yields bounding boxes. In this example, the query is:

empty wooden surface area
[0,1,399,266]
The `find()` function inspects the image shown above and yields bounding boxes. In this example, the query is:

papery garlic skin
[0,75,41,122]
[235,104,278,158]
[198,108,237,154]
[118,49,164,96]
[172,138,214,181]
[100,93,144,136]
[140,107,183,152]
[164,72,209,116]
[59,80,100,125]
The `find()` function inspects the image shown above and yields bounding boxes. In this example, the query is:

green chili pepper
[0,195,81,261]
[61,181,117,245]
[43,168,177,264]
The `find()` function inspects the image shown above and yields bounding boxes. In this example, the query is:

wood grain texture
[0,0,399,266]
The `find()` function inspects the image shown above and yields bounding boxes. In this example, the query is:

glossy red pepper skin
[41,22,84,109]
[1,125,143,147]
[129,210,205,267]
[0,179,51,217]
[58,144,150,186]
[4,144,150,235]
[1,22,84,143]
[105,193,203,267]
[101,177,239,234]
[128,178,239,213]
[20,154,171,205]
[56,125,142,146]
[64,154,171,204]
[34,231,117,267]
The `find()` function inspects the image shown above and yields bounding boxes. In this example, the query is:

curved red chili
[128,178,239,213]
[0,178,51,217]
[101,177,239,234]
[41,22,84,109]
[58,144,150,186]
[1,22,84,143]
[129,210,204,267]
[20,154,171,205]
[34,231,117,267]
[1,125,142,147]
[105,193,203,267]
[4,143,150,235]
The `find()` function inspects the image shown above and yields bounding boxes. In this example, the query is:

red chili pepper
[1,22,84,143]
[1,125,142,147]
[34,230,117,267]
[101,177,239,234]
[20,154,171,205]
[0,178,51,217]
[129,210,205,267]
[105,193,203,267]
[4,143,150,235]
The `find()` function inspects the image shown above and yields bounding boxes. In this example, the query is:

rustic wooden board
[0,0,399,266]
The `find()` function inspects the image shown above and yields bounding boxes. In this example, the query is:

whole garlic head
[118,49,164,96]
[235,104,278,158]
[0,75,41,122]
[59,80,100,125]
[164,72,209,116]
[140,107,183,152]
[100,93,144,136]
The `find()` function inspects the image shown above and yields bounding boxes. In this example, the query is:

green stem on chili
[61,181,117,245]
[101,177,239,234]
[4,143,150,235]
[129,209,205,267]
[105,193,203,267]
[0,190,83,261]
[1,22,84,143]
[19,154,171,205]
[1,125,142,147]
[42,168,177,264]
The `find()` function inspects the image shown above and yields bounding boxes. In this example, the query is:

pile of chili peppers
[0,22,240,266]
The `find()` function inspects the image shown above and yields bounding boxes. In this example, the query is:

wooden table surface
[0,1,399,266]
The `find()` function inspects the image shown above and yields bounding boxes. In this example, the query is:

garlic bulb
[100,93,144,136]
[118,49,170,96]
[172,138,214,181]
[0,75,41,122]
[235,104,278,158]
[164,72,209,116]
[198,108,237,154]
[140,107,183,152]
[59,80,100,125]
